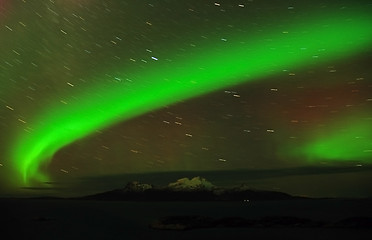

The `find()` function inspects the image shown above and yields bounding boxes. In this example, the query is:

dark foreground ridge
[150,215,372,230]
[81,176,302,201]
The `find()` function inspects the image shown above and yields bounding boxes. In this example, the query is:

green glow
[295,118,372,161]
[11,10,372,185]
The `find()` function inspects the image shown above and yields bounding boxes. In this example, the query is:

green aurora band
[10,10,372,186]
[294,118,372,162]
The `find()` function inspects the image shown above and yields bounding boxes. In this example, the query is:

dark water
[2,199,372,239]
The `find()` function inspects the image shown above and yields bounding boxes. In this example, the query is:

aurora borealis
[293,118,372,162]
[0,0,371,197]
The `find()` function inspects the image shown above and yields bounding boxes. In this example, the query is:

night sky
[0,0,371,198]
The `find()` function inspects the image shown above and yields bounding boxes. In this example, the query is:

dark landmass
[150,215,372,230]
[2,177,371,239]
[80,176,301,201]
[67,166,372,199]
[2,197,372,240]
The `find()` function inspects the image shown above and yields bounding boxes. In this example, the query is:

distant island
[81,176,300,201]
[76,177,372,230]
[2,177,371,238]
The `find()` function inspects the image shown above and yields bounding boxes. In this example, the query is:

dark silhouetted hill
[81,177,298,201]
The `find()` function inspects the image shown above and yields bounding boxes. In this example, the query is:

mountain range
[81,176,300,201]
